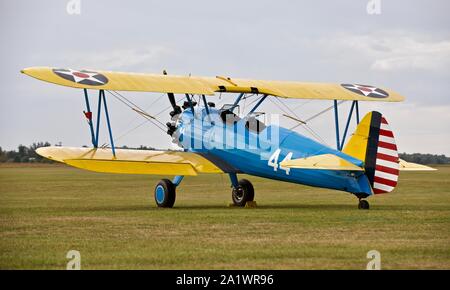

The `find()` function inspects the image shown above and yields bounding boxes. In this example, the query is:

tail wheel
[232,179,255,207]
[358,199,370,210]
[154,179,176,208]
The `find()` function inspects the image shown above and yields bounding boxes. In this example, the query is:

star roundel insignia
[341,83,389,98]
[52,68,108,86]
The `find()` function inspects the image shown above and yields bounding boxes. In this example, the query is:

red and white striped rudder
[362,112,399,194]
[372,116,399,193]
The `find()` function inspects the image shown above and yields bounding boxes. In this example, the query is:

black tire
[154,179,176,208]
[232,179,255,207]
[358,199,370,210]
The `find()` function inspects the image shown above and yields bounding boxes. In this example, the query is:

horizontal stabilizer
[36,146,224,175]
[399,159,436,171]
[279,154,364,171]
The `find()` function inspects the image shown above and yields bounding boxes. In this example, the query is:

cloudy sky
[1,0,449,154]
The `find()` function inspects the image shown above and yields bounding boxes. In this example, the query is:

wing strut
[248,94,267,114]
[101,90,116,157]
[333,100,361,151]
[163,70,182,118]
[82,89,116,157]
[83,88,96,147]
[333,100,341,150]
[340,100,357,150]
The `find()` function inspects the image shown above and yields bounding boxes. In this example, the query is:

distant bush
[1,142,446,165]
[0,142,157,163]
[0,142,52,163]
[399,153,450,165]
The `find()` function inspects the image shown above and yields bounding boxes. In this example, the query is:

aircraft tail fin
[343,111,399,194]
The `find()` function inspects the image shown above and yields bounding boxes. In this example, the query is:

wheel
[232,179,255,207]
[358,199,370,210]
[154,179,176,208]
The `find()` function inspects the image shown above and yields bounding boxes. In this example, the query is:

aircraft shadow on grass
[57,203,427,212]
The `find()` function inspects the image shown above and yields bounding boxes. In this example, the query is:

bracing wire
[114,95,187,145]
[107,90,167,130]
[305,100,345,123]
[268,97,329,145]
[113,119,152,144]
[115,92,166,132]
[289,100,346,131]
[291,99,313,112]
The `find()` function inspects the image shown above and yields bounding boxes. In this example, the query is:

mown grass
[0,163,449,269]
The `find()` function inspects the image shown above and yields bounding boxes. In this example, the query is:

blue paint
[101,90,116,157]
[340,101,356,150]
[228,173,239,188]
[355,101,360,124]
[249,94,267,114]
[95,91,103,148]
[333,100,340,151]
[174,107,372,196]
[155,185,165,203]
[83,89,96,147]
[172,175,184,186]
[185,94,194,113]
[230,93,244,112]
[201,95,209,115]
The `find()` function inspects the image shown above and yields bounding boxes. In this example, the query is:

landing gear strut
[358,199,370,210]
[231,179,255,207]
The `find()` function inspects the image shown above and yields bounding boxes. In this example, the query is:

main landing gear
[154,176,183,208]
[229,173,255,207]
[154,179,176,208]
[154,174,256,208]
[231,179,255,207]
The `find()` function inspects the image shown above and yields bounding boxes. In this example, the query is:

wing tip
[21,67,42,78]
[21,67,32,75]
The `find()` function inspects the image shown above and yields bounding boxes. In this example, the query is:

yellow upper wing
[36,146,224,175]
[22,67,405,102]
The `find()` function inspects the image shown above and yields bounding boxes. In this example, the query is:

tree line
[0,142,53,163]
[0,142,449,164]
[0,142,154,163]
[399,152,450,165]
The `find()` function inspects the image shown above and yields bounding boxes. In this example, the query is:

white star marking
[344,84,387,97]
[54,69,106,85]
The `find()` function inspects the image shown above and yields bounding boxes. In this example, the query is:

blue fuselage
[175,108,372,196]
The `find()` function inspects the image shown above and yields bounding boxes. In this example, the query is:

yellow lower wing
[36,147,223,175]
[279,154,364,171]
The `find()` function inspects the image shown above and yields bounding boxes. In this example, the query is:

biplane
[21,67,434,209]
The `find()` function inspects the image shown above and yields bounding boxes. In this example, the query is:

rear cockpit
[219,104,266,134]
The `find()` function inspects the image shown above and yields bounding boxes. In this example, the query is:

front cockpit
[167,95,269,151]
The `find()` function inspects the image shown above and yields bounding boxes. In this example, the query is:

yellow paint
[342,112,372,162]
[399,159,436,171]
[65,159,197,175]
[22,67,405,102]
[280,154,363,171]
[36,146,223,175]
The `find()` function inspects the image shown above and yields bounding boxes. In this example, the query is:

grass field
[0,163,449,269]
